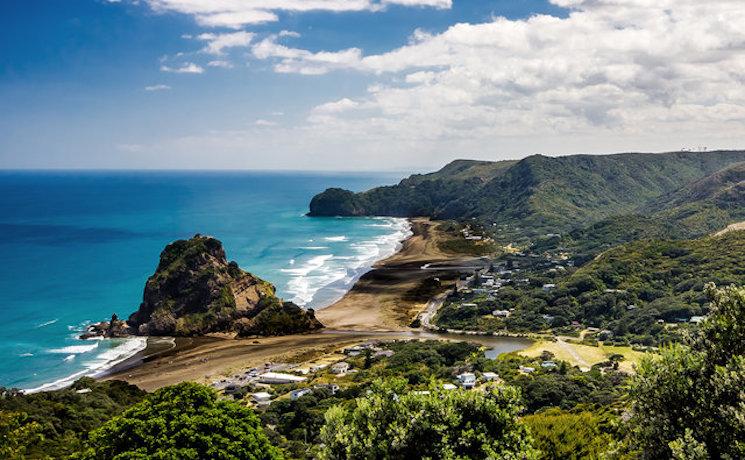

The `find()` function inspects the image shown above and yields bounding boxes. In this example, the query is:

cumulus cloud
[144,84,171,91]
[243,0,745,148]
[141,0,451,28]
[160,62,205,74]
[197,31,254,55]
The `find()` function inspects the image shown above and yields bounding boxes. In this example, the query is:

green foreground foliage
[629,284,745,459]
[76,382,282,460]
[319,379,537,460]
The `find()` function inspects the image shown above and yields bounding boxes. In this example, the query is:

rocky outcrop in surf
[126,235,323,337]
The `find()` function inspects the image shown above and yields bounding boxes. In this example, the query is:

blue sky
[2,1,744,171]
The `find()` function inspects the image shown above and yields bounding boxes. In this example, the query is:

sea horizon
[0,170,409,391]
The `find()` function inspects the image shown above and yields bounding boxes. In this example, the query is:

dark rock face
[80,314,132,340]
[127,235,323,336]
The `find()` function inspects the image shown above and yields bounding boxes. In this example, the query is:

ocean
[0,171,409,391]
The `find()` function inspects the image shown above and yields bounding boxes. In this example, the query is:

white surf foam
[24,336,148,394]
[283,218,412,308]
[35,319,59,328]
[324,236,348,242]
[48,343,99,354]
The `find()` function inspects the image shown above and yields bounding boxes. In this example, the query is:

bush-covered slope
[310,151,745,236]
[644,162,745,236]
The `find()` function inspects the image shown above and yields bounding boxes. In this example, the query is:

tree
[319,379,536,460]
[0,411,42,459]
[522,409,617,460]
[76,382,283,460]
[629,284,745,459]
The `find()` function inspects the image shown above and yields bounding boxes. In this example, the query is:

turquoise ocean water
[0,171,409,391]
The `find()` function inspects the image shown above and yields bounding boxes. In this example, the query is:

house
[457,372,476,389]
[75,388,92,394]
[690,316,705,324]
[542,284,556,291]
[331,362,350,374]
[461,303,478,308]
[442,383,457,390]
[314,383,340,395]
[519,366,536,374]
[492,310,510,317]
[257,372,307,384]
[541,361,558,369]
[251,392,272,406]
[481,372,499,381]
[290,388,313,401]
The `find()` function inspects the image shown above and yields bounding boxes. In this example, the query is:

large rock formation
[127,235,323,337]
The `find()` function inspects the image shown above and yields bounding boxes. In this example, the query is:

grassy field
[519,339,649,373]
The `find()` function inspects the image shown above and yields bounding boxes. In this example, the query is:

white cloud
[197,31,254,55]
[242,1,745,147]
[160,62,205,74]
[144,84,172,91]
[141,0,451,28]
[207,60,234,68]
[255,119,278,127]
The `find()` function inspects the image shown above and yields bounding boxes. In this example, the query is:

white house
[492,310,510,317]
[481,372,499,381]
[257,372,307,384]
[542,284,556,291]
[442,383,457,390]
[290,388,313,401]
[519,366,536,374]
[251,392,272,406]
[690,316,705,324]
[457,372,476,389]
[331,362,350,374]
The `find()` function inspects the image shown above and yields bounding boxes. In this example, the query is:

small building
[542,284,556,291]
[331,362,350,374]
[457,372,476,389]
[75,388,92,394]
[442,383,457,391]
[492,310,511,317]
[258,372,307,385]
[541,361,558,369]
[251,392,272,406]
[314,383,340,395]
[519,366,536,374]
[690,316,705,324]
[481,372,499,381]
[461,303,478,308]
[290,388,313,401]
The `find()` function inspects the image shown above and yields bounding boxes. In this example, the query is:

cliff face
[127,235,323,336]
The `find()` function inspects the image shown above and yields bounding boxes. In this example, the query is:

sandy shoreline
[104,218,493,391]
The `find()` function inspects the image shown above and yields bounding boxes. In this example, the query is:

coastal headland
[105,218,490,391]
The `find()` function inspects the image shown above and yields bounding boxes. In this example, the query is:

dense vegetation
[628,284,745,459]
[0,378,145,459]
[319,379,536,460]
[436,231,745,345]
[310,151,745,238]
[76,382,282,460]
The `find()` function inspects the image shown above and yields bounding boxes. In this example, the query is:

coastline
[103,217,509,391]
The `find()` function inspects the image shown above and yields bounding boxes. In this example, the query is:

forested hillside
[310,151,745,237]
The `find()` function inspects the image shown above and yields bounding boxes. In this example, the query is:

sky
[1,0,745,171]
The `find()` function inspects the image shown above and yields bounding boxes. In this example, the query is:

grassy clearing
[519,340,648,373]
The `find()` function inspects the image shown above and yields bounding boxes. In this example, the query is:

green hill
[644,162,745,236]
[309,151,745,237]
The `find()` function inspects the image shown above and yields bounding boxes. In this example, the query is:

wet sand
[105,218,495,391]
